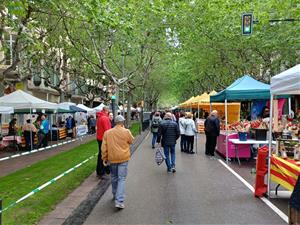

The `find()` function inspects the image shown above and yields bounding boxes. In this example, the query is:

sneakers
[115,203,125,209]
[172,167,176,173]
[167,169,172,173]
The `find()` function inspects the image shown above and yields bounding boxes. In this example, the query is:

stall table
[58,128,67,140]
[270,155,300,192]
[229,139,276,165]
[1,136,22,150]
[217,131,251,161]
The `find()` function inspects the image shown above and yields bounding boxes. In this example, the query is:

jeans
[152,132,158,147]
[110,162,128,204]
[164,145,176,170]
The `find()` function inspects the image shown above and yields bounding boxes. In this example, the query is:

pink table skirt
[1,136,22,147]
[217,132,251,158]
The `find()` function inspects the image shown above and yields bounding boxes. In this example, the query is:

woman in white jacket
[178,112,187,152]
[184,113,197,154]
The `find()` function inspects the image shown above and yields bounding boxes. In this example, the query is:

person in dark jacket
[204,110,220,156]
[157,112,180,173]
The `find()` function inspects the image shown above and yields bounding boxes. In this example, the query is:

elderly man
[96,106,111,177]
[157,112,180,173]
[204,110,220,157]
[102,115,134,209]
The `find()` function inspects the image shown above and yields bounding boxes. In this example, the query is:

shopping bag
[155,147,165,166]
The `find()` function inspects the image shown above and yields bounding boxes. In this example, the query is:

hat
[115,115,125,123]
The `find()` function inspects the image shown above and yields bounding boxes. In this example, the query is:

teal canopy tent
[210,75,270,164]
[210,75,270,102]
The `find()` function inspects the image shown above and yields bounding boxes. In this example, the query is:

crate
[254,129,268,140]
[289,206,300,225]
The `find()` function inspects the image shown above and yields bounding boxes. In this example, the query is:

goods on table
[228,121,250,132]
[276,139,300,160]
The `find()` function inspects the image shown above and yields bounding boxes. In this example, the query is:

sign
[15,82,24,90]
[77,125,87,137]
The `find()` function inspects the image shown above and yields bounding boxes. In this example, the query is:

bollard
[0,199,2,225]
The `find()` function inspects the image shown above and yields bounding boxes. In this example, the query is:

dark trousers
[39,133,48,148]
[180,134,187,151]
[186,135,194,152]
[205,135,217,156]
[96,140,110,176]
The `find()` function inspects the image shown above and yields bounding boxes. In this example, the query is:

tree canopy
[0,0,299,107]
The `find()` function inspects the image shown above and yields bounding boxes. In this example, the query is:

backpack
[151,118,160,129]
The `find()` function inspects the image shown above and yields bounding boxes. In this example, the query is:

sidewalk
[0,135,95,177]
[84,134,286,224]
[38,130,149,225]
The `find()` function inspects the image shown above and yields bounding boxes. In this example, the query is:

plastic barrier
[254,146,268,197]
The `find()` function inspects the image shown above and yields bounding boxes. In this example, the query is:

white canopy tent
[0,90,58,110]
[93,103,106,112]
[58,102,76,111]
[0,90,58,151]
[77,104,95,113]
[267,64,300,197]
[0,106,14,114]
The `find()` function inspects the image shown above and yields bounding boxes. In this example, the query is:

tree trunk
[89,100,93,108]
[126,91,132,128]
[60,92,65,103]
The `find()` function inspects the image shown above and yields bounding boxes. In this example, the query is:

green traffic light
[242,13,253,35]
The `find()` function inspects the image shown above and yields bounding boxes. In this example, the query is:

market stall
[0,90,58,150]
[210,75,271,163]
[267,64,300,196]
[77,104,96,114]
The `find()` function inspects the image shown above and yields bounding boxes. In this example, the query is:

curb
[61,130,150,225]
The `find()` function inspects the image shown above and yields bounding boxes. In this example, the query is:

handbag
[155,146,166,166]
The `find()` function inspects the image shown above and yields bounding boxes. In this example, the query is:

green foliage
[129,121,141,137]
[0,140,98,225]
[1,0,299,106]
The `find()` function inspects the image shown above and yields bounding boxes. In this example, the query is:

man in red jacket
[96,106,112,177]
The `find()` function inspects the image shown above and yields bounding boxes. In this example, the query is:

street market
[0,1,299,224]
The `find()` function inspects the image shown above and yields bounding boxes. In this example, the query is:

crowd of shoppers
[94,106,220,210]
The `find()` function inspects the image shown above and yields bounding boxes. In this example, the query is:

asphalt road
[84,134,286,225]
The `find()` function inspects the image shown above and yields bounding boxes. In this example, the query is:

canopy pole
[288,97,291,116]
[225,99,229,164]
[50,114,52,144]
[267,94,274,198]
[30,108,33,151]
[197,103,200,119]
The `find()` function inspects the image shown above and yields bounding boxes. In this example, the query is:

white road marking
[218,159,288,224]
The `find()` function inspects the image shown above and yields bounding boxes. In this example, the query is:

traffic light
[242,13,253,35]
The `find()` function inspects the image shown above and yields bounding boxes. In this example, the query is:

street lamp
[111,95,116,121]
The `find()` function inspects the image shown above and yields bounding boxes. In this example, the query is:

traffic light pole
[253,18,300,24]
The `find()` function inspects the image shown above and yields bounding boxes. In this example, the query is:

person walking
[8,118,17,136]
[151,112,162,149]
[89,115,96,134]
[157,112,180,173]
[96,106,111,178]
[185,113,197,154]
[178,112,187,152]
[102,115,134,209]
[204,110,220,157]
[39,114,49,147]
